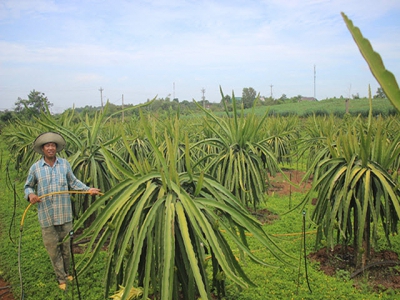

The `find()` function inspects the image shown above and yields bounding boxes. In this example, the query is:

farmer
[24,132,101,290]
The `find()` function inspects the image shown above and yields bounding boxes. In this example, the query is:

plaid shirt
[24,157,90,228]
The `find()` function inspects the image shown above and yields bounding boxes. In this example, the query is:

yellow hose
[18,190,103,299]
[20,190,104,229]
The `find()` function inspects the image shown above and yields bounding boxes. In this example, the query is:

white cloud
[74,73,105,83]
[0,0,399,110]
[0,0,59,20]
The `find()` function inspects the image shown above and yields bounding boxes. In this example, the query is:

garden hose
[69,230,81,300]
[301,210,312,293]
[7,164,18,245]
[18,190,103,300]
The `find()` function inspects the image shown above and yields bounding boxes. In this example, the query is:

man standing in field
[24,132,101,290]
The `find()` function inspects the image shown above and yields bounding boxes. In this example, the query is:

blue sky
[1,0,399,113]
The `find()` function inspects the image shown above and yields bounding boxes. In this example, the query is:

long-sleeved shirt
[24,157,90,228]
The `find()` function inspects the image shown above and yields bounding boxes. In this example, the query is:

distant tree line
[0,87,390,128]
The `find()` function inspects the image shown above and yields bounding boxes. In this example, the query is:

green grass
[1,142,400,299]
[181,97,396,121]
[222,192,400,300]
[0,146,106,300]
[252,98,396,117]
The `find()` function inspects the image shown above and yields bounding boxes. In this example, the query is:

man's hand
[29,193,41,204]
[88,188,101,195]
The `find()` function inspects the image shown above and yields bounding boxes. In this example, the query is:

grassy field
[223,191,400,300]
[257,98,396,117]
[1,135,400,299]
[0,97,399,299]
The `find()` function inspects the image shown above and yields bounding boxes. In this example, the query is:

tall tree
[221,94,231,104]
[241,87,257,108]
[15,90,53,119]
[0,110,14,123]
[373,87,387,99]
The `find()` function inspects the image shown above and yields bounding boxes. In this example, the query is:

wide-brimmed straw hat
[33,132,66,155]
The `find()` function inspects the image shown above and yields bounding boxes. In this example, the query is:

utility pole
[270,84,273,99]
[99,87,104,111]
[201,88,206,109]
[122,94,124,123]
[314,65,316,100]
[346,84,351,114]
[173,82,175,101]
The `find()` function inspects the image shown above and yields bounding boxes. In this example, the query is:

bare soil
[2,169,399,298]
[308,245,400,292]
[0,280,13,300]
[266,170,400,293]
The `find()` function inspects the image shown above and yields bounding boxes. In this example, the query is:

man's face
[42,142,57,158]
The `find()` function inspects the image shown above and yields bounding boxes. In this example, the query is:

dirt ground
[2,169,400,298]
[267,169,312,196]
[267,170,400,293]
[308,245,400,292]
[0,280,13,300]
